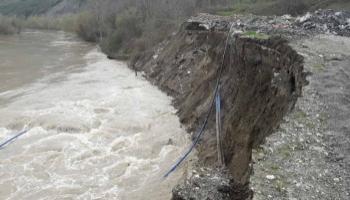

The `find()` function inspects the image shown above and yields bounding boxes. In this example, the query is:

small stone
[217,185,231,193]
[333,178,340,182]
[166,138,174,145]
[296,123,304,128]
[336,154,345,161]
[257,152,265,160]
[268,147,273,153]
[266,175,276,180]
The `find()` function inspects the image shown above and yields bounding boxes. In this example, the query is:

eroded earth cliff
[131,10,350,200]
[131,13,308,199]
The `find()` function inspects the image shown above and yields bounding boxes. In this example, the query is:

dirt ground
[251,34,350,200]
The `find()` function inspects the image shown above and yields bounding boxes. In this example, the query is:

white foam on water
[0,40,193,200]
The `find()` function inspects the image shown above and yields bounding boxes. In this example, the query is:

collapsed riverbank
[129,10,350,199]
[130,13,306,200]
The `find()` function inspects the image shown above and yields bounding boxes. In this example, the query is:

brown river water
[0,30,191,200]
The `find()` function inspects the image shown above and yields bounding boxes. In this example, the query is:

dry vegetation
[73,0,349,58]
[0,15,21,34]
[1,0,349,58]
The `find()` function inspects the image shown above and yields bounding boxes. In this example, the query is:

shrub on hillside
[75,12,101,42]
[0,15,21,34]
[24,16,61,30]
[100,8,143,56]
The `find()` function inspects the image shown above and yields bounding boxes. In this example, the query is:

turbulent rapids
[0,31,192,200]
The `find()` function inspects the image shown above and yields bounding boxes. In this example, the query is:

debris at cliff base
[172,168,252,200]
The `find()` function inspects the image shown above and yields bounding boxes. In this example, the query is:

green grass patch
[216,10,235,16]
[293,110,308,121]
[270,164,280,171]
[312,63,326,71]
[277,144,292,158]
[242,31,270,40]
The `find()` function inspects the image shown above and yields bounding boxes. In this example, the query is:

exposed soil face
[131,15,306,199]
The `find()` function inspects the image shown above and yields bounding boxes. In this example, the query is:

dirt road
[251,34,350,200]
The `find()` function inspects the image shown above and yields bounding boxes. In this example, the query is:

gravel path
[251,34,350,200]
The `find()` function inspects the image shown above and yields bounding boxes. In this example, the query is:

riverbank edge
[122,13,309,199]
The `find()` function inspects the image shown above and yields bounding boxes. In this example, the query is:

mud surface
[251,35,350,200]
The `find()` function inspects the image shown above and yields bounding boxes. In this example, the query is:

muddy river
[0,30,191,200]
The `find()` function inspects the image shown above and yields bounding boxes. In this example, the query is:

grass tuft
[242,31,270,40]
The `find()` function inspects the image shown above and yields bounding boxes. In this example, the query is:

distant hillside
[0,0,86,16]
